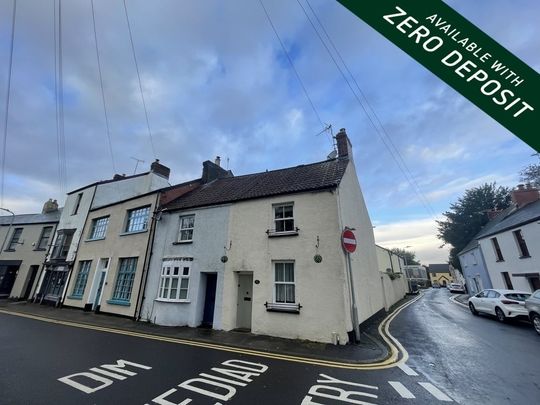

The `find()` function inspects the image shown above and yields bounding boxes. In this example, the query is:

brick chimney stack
[215,156,221,167]
[511,184,540,208]
[335,128,353,160]
[487,209,503,220]
[150,159,171,180]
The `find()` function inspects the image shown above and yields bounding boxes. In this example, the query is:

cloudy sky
[0,0,538,264]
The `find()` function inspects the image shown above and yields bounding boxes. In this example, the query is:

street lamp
[0,207,15,253]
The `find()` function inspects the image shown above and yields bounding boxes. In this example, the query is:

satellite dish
[327,150,338,159]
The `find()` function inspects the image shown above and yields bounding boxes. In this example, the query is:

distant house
[34,161,172,306]
[0,200,61,299]
[476,185,540,292]
[141,129,401,344]
[428,264,453,287]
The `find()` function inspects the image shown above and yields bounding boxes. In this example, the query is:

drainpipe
[134,193,160,321]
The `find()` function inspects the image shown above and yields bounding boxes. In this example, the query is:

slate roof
[165,158,349,211]
[428,263,450,274]
[475,199,540,239]
[458,205,514,255]
[0,208,63,225]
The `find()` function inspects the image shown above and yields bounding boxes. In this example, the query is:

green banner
[338,1,540,152]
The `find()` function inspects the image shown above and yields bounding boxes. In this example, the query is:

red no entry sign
[342,229,357,253]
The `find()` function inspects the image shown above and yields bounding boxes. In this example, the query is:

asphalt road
[0,288,538,404]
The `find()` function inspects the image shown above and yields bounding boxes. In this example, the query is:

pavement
[0,296,413,364]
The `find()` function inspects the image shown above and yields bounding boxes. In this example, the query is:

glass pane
[275,220,284,233]
[173,267,179,275]
[180,278,189,289]
[276,284,285,302]
[171,278,178,289]
[284,264,294,282]
[275,264,284,282]
[183,267,190,276]
[275,206,284,219]
[283,205,293,218]
[284,219,294,231]
[285,284,295,303]
[179,288,188,300]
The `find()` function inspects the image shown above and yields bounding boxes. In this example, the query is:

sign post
[342,228,360,343]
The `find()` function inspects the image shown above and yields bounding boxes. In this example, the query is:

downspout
[134,192,160,320]
[61,186,97,306]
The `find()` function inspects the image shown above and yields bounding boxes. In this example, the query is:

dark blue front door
[202,273,217,327]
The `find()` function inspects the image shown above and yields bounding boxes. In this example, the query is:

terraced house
[34,160,172,305]
[141,129,407,344]
[0,200,60,299]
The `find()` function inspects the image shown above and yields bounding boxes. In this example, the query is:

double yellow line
[0,294,422,370]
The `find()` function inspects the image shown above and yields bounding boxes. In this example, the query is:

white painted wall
[92,173,170,210]
[375,246,408,310]
[141,205,229,328]
[223,190,350,344]
[336,162,383,324]
[479,221,540,292]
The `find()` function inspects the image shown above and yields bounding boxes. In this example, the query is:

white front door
[90,258,110,311]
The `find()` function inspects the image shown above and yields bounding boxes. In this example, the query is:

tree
[390,248,420,265]
[519,163,540,187]
[437,183,511,269]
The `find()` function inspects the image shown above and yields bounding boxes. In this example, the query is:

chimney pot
[215,156,221,167]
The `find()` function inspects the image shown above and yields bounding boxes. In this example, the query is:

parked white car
[468,289,531,322]
[449,283,465,293]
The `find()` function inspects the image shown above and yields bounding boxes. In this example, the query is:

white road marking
[418,382,453,401]
[397,363,418,376]
[388,381,415,399]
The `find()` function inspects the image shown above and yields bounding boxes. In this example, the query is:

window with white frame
[72,260,92,297]
[111,257,138,302]
[274,203,295,233]
[125,206,150,233]
[158,261,190,301]
[178,215,195,242]
[274,262,295,303]
[37,226,53,250]
[89,216,109,240]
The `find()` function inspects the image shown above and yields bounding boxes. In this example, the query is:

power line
[91,0,116,174]
[55,0,68,195]
[257,0,326,131]
[122,0,157,159]
[300,0,437,217]
[1,0,17,207]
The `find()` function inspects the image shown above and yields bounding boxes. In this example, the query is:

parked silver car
[525,289,540,335]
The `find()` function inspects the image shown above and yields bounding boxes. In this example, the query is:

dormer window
[274,203,294,233]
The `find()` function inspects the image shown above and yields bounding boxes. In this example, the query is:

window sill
[265,302,301,313]
[154,298,191,304]
[267,230,299,238]
[67,295,83,300]
[172,240,193,245]
[85,237,106,242]
[119,229,148,237]
[106,299,131,306]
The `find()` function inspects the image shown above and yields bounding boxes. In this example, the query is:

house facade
[62,192,160,317]
[142,129,402,344]
[428,264,453,286]
[34,160,171,305]
[477,186,540,292]
[0,200,60,299]
[458,242,492,294]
